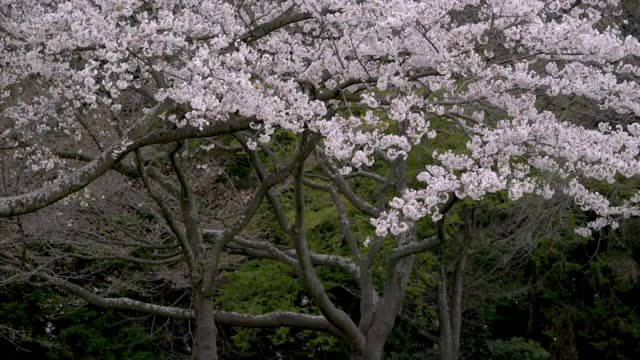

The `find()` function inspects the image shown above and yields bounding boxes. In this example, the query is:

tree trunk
[350,338,385,360]
[450,252,467,360]
[438,264,466,360]
[439,340,455,360]
[355,255,415,360]
[438,279,455,360]
[439,212,472,360]
[361,338,386,360]
[192,288,218,360]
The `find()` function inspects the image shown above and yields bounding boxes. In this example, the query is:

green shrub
[486,337,550,360]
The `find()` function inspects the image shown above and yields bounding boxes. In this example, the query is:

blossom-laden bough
[1,1,639,359]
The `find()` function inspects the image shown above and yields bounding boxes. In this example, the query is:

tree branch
[0,110,253,217]
[389,236,440,260]
[42,273,194,319]
[135,149,195,272]
[317,151,380,218]
[193,7,339,45]
[303,179,363,261]
[69,253,183,266]
[291,133,365,350]
[42,273,336,331]
[219,133,320,243]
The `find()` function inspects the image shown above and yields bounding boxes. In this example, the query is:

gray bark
[438,210,472,360]
[193,288,218,360]
[438,259,466,360]
[361,229,416,360]
[291,136,366,351]
[438,264,455,360]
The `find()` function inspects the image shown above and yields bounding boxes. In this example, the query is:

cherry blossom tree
[1,0,639,359]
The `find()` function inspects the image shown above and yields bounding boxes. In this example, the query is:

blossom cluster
[1,0,638,236]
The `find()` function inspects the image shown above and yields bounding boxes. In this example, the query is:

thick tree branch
[42,273,194,319]
[169,143,213,290]
[214,310,337,333]
[193,6,339,45]
[57,151,180,197]
[224,235,361,282]
[291,133,365,351]
[0,110,253,217]
[56,152,139,178]
[317,68,442,101]
[41,273,335,331]
[389,236,440,260]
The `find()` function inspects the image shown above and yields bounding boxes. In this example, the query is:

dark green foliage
[486,338,550,360]
[47,307,156,360]
[461,218,640,360]
[216,260,303,314]
[215,260,348,358]
[0,287,170,360]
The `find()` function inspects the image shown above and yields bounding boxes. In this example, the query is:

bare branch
[317,151,380,218]
[43,273,194,319]
[0,110,253,217]
[219,133,320,242]
[135,149,195,272]
[42,273,335,331]
[389,236,439,260]
[291,133,365,350]
[303,179,363,260]
[224,235,361,282]
[68,253,183,266]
